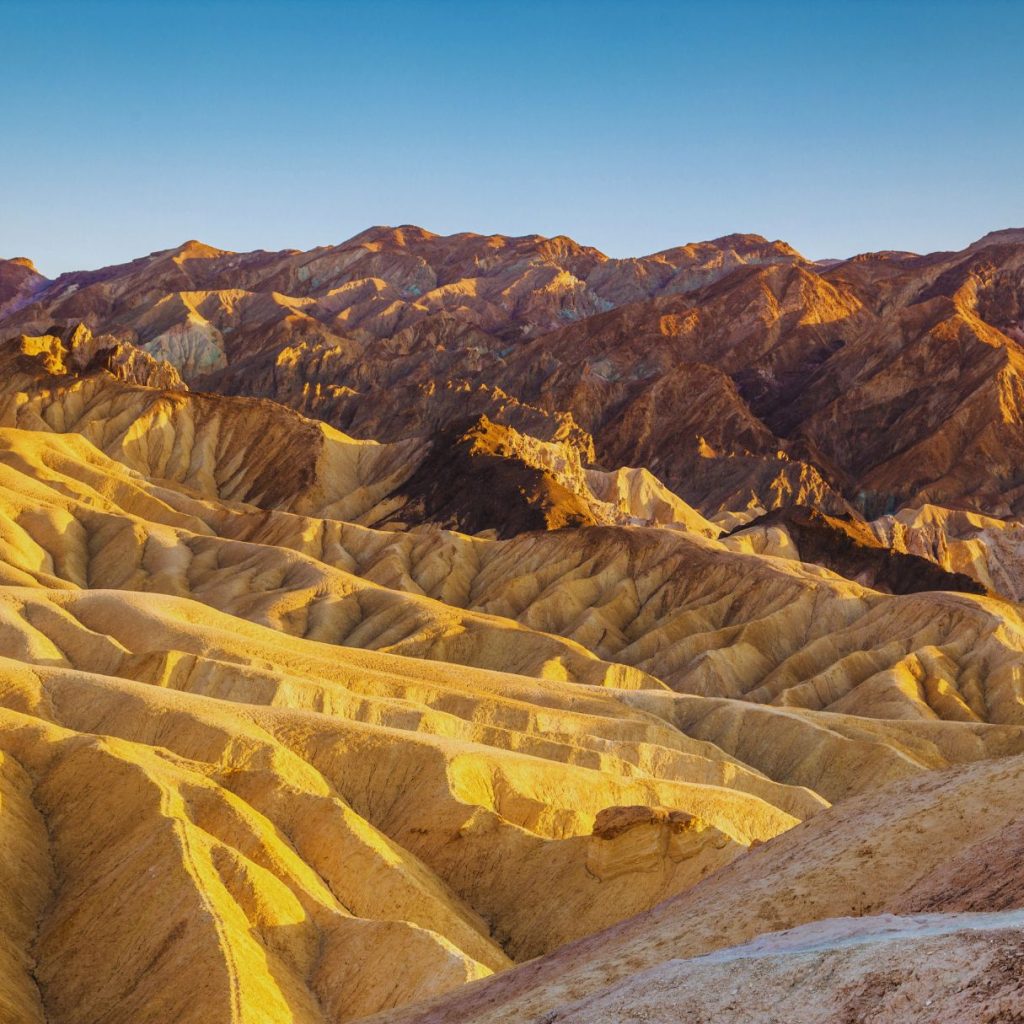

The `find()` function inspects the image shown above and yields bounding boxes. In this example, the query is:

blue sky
[3,0,1022,275]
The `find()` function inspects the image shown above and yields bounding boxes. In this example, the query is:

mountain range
[1,225,1023,1024]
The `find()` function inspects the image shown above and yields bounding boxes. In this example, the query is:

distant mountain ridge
[5,225,1024,519]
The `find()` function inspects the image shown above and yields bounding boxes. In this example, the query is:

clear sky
[3,0,1022,275]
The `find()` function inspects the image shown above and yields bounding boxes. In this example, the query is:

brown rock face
[0,256,47,317]
[590,805,697,840]
[8,225,1024,525]
[586,807,733,884]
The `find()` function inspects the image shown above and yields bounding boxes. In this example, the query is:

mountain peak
[967,227,1024,250]
[171,239,230,260]
[708,233,803,258]
[344,224,440,249]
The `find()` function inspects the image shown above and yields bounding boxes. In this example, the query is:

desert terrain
[0,226,1022,1022]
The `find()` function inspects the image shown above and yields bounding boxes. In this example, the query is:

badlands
[0,227,1023,1022]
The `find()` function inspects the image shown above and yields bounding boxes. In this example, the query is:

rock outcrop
[14,321,188,390]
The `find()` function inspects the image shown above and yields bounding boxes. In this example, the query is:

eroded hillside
[1,229,1024,1023]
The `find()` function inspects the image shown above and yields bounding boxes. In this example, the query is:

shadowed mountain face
[727,506,989,597]
[380,416,612,538]
[0,257,46,317]
[2,228,1024,1023]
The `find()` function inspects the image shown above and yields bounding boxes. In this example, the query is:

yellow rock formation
[3,225,1024,1019]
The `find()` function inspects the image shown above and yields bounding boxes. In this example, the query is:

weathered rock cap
[592,805,698,841]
